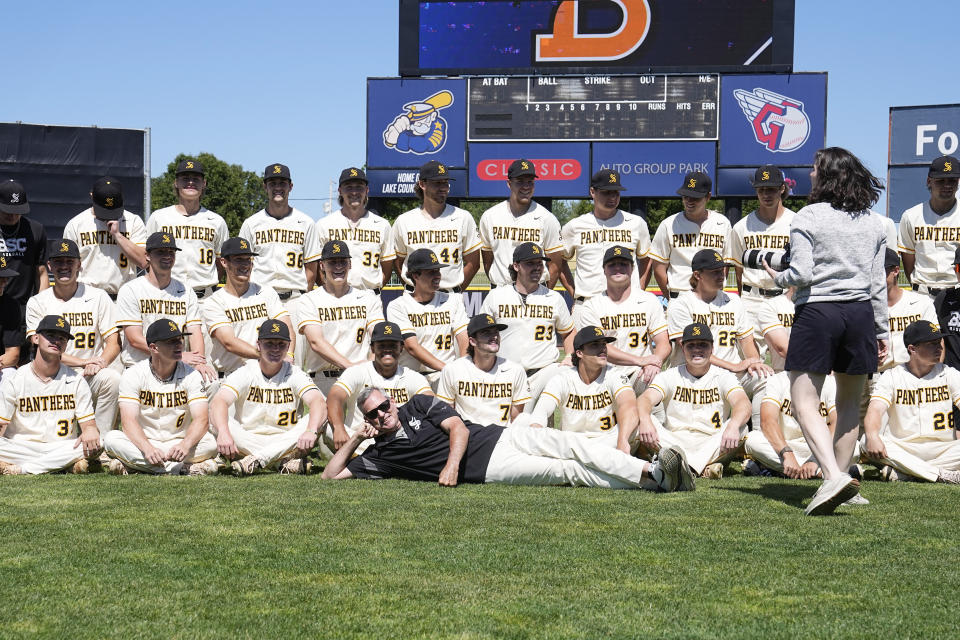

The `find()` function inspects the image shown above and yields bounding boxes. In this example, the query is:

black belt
[372,287,382,295]
[525,367,543,377]
[575,296,585,303]
[312,369,344,378]
[278,290,305,300]
[912,284,954,295]
[669,291,679,299]
[218,371,226,379]
[404,284,462,293]
[108,292,118,301]
[742,284,784,298]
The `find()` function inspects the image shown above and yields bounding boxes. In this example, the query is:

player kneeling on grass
[437,314,530,427]
[322,387,695,492]
[529,326,639,455]
[104,319,218,475]
[635,322,752,478]
[862,320,960,484]
[0,315,100,475]
[211,319,326,476]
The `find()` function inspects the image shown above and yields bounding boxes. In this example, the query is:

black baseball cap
[339,167,368,185]
[370,321,403,343]
[145,318,184,343]
[603,245,634,265]
[0,180,29,214]
[220,237,258,257]
[573,326,616,350]
[751,165,785,187]
[321,240,351,260]
[175,159,204,176]
[903,320,946,346]
[419,160,455,182]
[258,319,291,342]
[677,171,712,198]
[406,248,447,271]
[0,256,17,277]
[508,159,538,179]
[146,231,181,251]
[512,242,550,263]
[591,169,626,191]
[92,176,124,221]
[884,248,901,270]
[467,313,508,336]
[929,156,960,178]
[264,163,291,181]
[681,322,713,343]
[37,314,73,339]
[49,239,80,259]
[691,249,725,271]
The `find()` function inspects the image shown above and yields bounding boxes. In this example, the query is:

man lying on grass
[321,386,696,492]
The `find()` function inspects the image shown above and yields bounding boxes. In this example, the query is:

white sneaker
[841,493,870,506]
[805,474,860,516]
[937,468,960,484]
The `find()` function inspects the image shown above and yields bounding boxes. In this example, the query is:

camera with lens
[743,242,790,271]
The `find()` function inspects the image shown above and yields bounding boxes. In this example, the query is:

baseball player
[636,323,752,478]
[103,319,218,475]
[898,155,960,298]
[559,169,650,301]
[755,289,795,372]
[863,320,960,484]
[25,240,120,436]
[728,166,794,348]
[392,160,481,291]
[0,257,24,381]
[323,386,695,493]
[239,163,322,301]
[315,167,395,292]
[744,371,837,478]
[115,233,212,380]
[649,171,732,299]
[0,179,49,312]
[63,176,147,297]
[211,319,326,476]
[436,314,530,427]
[478,159,564,288]
[386,248,469,388]
[147,159,229,299]
[479,242,574,409]
[0,315,99,475]
[326,321,432,453]
[203,237,293,384]
[529,326,639,455]
[933,247,960,370]
[295,240,384,397]
[880,248,938,371]
[573,245,670,393]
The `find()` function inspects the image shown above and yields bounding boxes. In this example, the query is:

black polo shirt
[0,293,23,355]
[346,394,505,483]
[0,216,47,306]
[934,288,960,369]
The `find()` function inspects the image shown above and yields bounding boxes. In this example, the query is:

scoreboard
[468,74,719,142]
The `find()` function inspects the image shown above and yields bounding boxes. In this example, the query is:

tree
[151,152,267,237]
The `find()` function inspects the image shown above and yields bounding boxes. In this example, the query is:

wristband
[287,352,295,358]
[777,446,793,460]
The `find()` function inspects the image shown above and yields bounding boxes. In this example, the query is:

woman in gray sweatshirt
[764,147,888,515]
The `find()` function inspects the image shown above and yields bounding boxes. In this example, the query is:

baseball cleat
[279,457,311,475]
[107,459,130,476]
[675,448,696,492]
[805,475,860,516]
[937,468,960,484]
[231,455,261,477]
[654,446,682,492]
[183,459,219,476]
[701,462,723,479]
[841,493,870,506]
[880,466,902,482]
[0,460,23,475]
[69,459,90,474]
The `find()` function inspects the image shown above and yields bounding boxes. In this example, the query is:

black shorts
[785,301,878,375]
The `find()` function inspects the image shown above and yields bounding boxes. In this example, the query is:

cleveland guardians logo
[382,90,454,155]
[733,88,811,153]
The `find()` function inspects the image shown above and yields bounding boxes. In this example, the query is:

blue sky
[7,1,957,217]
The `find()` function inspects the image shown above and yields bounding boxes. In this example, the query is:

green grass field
[0,474,956,639]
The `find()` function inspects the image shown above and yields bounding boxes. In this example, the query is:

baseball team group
[1,146,958,515]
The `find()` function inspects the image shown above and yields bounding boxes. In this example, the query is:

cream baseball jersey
[116,277,202,366]
[480,285,573,369]
[436,356,530,427]
[26,285,118,368]
[728,209,794,290]
[871,363,960,442]
[648,211,732,292]
[62,208,147,295]
[203,284,290,372]
[478,200,562,286]
[667,291,753,364]
[392,204,482,289]
[334,362,432,432]
[146,206,229,290]
[761,371,836,441]
[898,200,960,286]
[0,365,94,442]
[315,209,395,290]
[220,361,318,436]
[239,208,322,293]
[648,365,743,435]
[560,210,650,299]
[531,365,632,435]
[387,292,469,373]
[118,360,206,441]
[295,287,384,373]
[882,291,938,370]
[756,294,795,371]
[573,288,667,359]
